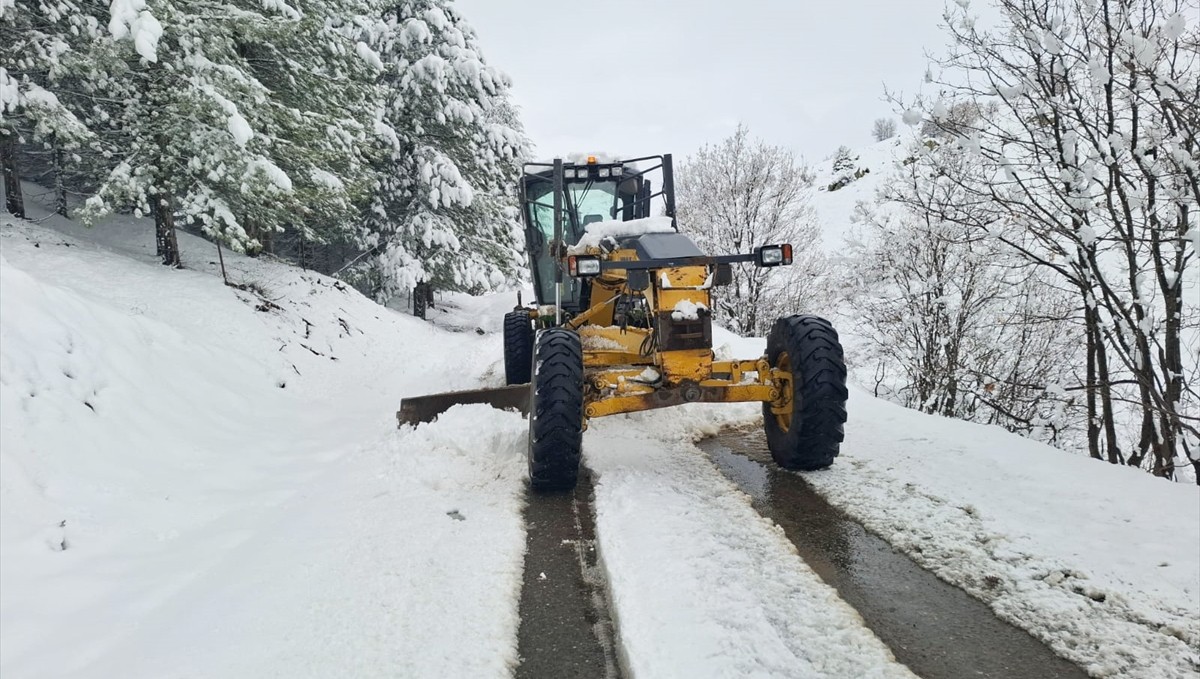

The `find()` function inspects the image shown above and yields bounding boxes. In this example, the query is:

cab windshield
[526,179,621,307]
[527,180,620,245]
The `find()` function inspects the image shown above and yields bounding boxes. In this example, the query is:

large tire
[503,311,534,385]
[528,329,584,491]
[763,315,848,470]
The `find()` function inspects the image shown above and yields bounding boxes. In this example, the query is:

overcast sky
[455,0,953,163]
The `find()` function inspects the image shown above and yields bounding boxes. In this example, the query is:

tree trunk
[1085,305,1102,460]
[1,133,25,219]
[1154,210,1185,480]
[1093,323,1121,465]
[154,192,181,267]
[52,143,68,217]
[413,281,429,319]
[243,214,261,257]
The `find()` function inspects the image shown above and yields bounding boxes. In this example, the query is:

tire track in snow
[583,411,917,679]
[700,430,1090,679]
[516,469,622,679]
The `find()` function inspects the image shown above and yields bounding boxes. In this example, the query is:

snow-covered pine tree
[355,0,528,302]
[81,0,379,266]
[0,0,100,218]
[831,146,856,175]
[228,0,380,256]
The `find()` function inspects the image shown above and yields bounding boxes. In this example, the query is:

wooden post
[216,240,230,285]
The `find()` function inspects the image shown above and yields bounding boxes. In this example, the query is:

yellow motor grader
[399,154,847,490]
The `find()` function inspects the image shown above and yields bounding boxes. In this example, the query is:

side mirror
[714,263,733,286]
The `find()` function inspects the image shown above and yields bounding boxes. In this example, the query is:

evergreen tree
[355,0,528,301]
[229,0,379,254]
[80,0,379,265]
[0,0,104,217]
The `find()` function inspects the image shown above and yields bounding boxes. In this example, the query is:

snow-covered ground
[2,199,1197,678]
[1,205,525,677]
[580,378,1199,678]
[801,389,1200,679]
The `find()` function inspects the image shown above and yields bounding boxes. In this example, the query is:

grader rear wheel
[503,311,534,385]
[763,315,848,471]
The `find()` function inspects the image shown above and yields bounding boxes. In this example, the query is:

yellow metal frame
[547,247,795,425]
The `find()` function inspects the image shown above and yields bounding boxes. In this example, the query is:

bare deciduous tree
[900,0,1199,481]
[676,124,827,335]
[871,117,897,141]
[847,142,1079,441]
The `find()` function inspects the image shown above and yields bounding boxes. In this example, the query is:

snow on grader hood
[398,153,848,490]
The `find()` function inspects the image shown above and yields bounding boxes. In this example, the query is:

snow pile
[581,334,625,352]
[671,299,708,321]
[245,157,293,192]
[107,0,163,63]
[635,367,660,383]
[567,216,676,254]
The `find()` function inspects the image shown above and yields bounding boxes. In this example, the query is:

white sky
[455,0,952,163]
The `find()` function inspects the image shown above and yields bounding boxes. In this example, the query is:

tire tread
[503,311,533,385]
[528,329,584,490]
[763,315,848,471]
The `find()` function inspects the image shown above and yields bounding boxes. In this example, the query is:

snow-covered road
[585,411,916,679]
[67,407,529,679]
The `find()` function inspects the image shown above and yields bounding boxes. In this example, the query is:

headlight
[598,167,611,178]
[564,168,577,179]
[755,244,793,267]
[568,255,602,277]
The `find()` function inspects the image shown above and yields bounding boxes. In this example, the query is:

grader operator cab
[399,153,848,491]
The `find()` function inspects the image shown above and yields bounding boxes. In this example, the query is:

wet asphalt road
[513,432,1090,678]
[515,470,620,679]
[700,430,1091,679]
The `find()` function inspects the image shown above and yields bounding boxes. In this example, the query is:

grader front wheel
[763,315,848,471]
[527,329,584,491]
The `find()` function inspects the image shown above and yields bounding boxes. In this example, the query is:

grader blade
[397,384,530,427]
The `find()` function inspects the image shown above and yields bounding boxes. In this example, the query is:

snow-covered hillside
[2,207,1197,678]
[0,211,525,677]
[808,136,901,249]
